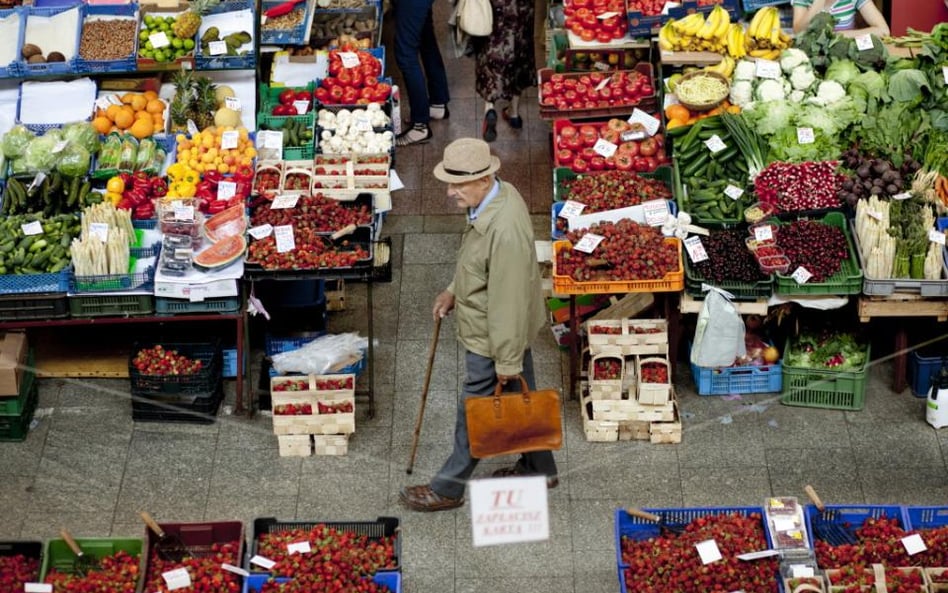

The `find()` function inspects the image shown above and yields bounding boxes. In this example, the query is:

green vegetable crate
[774,212,864,296]
[0,350,36,441]
[683,257,772,301]
[780,338,870,411]
[39,537,144,584]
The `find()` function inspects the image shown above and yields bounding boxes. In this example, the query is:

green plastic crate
[40,538,145,583]
[257,82,316,128]
[0,350,34,416]
[684,257,772,301]
[68,293,154,318]
[0,371,36,442]
[780,338,870,411]
[773,212,864,296]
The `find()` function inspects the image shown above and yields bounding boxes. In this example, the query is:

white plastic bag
[691,286,745,368]
[272,332,368,375]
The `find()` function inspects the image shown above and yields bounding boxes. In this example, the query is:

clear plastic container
[744,201,776,224]
[759,254,791,275]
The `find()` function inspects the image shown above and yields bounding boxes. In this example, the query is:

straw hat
[432,138,501,184]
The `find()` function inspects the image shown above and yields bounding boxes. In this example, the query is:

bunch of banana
[704,55,735,78]
[659,6,732,54]
[746,5,792,59]
[725,23,746,58]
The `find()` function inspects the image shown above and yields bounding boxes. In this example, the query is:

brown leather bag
[464,375,563,459]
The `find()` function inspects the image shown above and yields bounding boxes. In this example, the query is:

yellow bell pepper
[166,163,186,181]
[105,191,123,206]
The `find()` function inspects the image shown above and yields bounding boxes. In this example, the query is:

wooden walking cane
[406,315,442,474]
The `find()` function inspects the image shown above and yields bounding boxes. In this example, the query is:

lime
[172,37,183,49]
[182,39,195,50]
[175,49,187,59]
[165,16,175,24]
[155,50,168,62]
[139,30,150,42]
[140,49,153,59]
[144,40,154,51]
[144,14,155,26]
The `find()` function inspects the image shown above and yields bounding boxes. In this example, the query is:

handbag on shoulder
[454,0,493,37]
[464,375,563,459]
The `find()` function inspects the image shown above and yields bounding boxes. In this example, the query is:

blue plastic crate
[265,333,366,378]
[69,264,155,294]
[909,350,947,398]
[741,0,790,11]
[132,218,158,231]
[686,0,741,20]
[260,0,311,45]
[551,199,677,241]
[0,8,25,79]
[75,3,138,74]
[195,0,256,70]
[19,5,82,77]
[691,360,782,396]
[222,346,246,378]
[243,572,399,593]
[803,504,908,548]
[905,506,948,531]
[0,268,70,295]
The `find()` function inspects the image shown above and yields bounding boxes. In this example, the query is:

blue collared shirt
[469,178,500,222]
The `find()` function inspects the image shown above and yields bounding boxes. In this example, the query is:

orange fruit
[763,346,780,364]
[121,92,136,104]
[134,110,152,121]
[130,95,148,112]
[92,116,112,135]
[152,112,164,129]
[665,104,690,123]
[114,110,134,130]
[666,118,687,130]
[105,104,122,121]
[129,118,153,139]
[143,90,159,101]
[145,99,165,114]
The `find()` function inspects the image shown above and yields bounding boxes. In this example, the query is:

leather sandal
[492,466,559,489]
[501,107,523,130]
[400,485,464,512]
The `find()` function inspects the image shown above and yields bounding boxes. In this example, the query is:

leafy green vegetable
[23,135,62,173]
[825,59,860,87]
[793,12,837,71]
[1,125,34,159]
[850,101,930,164]
[888,69,930,104]
[56,144,90,178]
[785,331,868,371]
[768,125,842,162]
[742,100,796,136]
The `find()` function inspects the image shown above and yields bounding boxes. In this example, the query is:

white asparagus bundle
[69,226,129,277]
[854,197,890,263]
[925,241,944,280]
[80,202,135,242]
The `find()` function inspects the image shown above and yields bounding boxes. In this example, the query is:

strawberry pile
[247,229,369,271]
[317,401,354,414]
[816,515,948,569]
[44,550,140,593]
[132,345,204,376]
[273,379,311,392]
[639,362,668,383]
[593,358,621,380]
[259,574,393,593]
[555,170,671,235]
[558,219,679,282]
[143,541,241,593]
[629,325,662,334]
[0,553,40,591]
[274,403,313,415]
[250,193,373,231]
[827,566,926,593]
[255,524,397,578]
[589,324,622,335]
[620,513,777,593]
[316,377,354,390]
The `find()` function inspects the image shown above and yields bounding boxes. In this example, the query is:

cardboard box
[0,332,28,397]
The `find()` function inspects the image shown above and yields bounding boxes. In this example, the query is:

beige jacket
[447,180,546,375]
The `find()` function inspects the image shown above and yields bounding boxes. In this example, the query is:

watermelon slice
[204,205,247,242]
[194,234,246,270]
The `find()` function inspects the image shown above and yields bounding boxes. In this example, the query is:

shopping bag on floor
[465,375,562,459]
[691,286,745,368]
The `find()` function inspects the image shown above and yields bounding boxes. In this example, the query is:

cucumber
[682,152,710,178]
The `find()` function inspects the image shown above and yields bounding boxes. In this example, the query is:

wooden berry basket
[580,394,619,442]
[313,434,349,456]
[636,356,671,405]
[277,434,312,457]
[585,318,668,356]
[588,351,625,400]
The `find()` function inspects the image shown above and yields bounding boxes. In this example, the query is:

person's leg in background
[419,7,450,121]
[393,0,440,145]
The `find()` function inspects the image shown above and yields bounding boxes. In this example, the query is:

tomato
[639,137,658,157]
[563,134,583,151]
[557,149,575,165]
[601,129,621,144]
[590,156,606,170]
[279,88,296,105]
[572,157,589,173]
[643,156,658,171]
[580,28,595,42]
[560,125,578,138]
[615,153,634,171]
[618,141,640,157]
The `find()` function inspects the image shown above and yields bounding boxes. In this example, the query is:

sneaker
[396,125,432,147]
[430,104,450,120]
[482,109,497,142]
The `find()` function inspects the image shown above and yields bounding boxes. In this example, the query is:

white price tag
[930,229,946,245]
[695,539,723,564]
[902,533,927,555]
[249,224,273,239]
[724,184,744,200]
[182,61,192,70]
[149,31,170,49]
[274,225,295,253]
[89,222,109,243]
[24,584,53,593]
[559,200,586,218]
[224,96,242,111]
[596,10,620,18]
[893,191,913,200]
[627,108,661,136]
[249,555,276,569]
[684,236,708,263]
[736,549,780,561]
[187,119,200,136]
[162,568,191,590]
[271,194,300,209]
[174,248,193,259]
[339,51,360,68]
[772,517,797,532]
[943,66,948,85]
[704,134,727,153]
[594,75,612,92]
[21,221,43,236]
[573,233,604,253]
[352,111,372,131]
[220,130,239,149]
[260,130,283,149]
[855,34,874,51]
[791,565,815,578]
[221,563,250,577]
[753,225,773,242]
[28,172,46,193]
[174,204,195,221]
[188,285,207,302]
[292,99,310,115]
[867,209,883,221]
[217,181,237,201]
[208,40,227,55]
[796,127,815,144]
[643,199,670,226]
[755,59,781,79]
[791,266,812,284]
[286,541,311,555]
[593,138,617,158]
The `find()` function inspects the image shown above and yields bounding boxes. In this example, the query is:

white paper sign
[684,236,708,263]
[287,541,311,555]
[249,224,273,239]
[943,66,948,85]
[293,99,310,115]
[217,181,237,201]
[220,130,239,149]
[221,563,250,577]
[274,225,295,253]
[596,10,620,18]
[594,75,612,92]
[208,40,227,55]
[902,533,927,555]
[149,31,170,49]
[261,130,284,148]
[695,539,723,564]
[24,584,53,593]
[52,140,68,154]
[643,199,670,226]
[855,34,874,51]
[736,549,780,561]
[574,233,605,253]
[249,555,276,569]
[271,195,300,209]
[390,169,405,191]
[187,119,200,136]
[772,517,797,532]
[224,97,242,111]
[628,108,661,136]
[174,205,195,221]
[724,185,744,200]
[893,191,913,200]
[593,138,617,158]
[21,221,43,236]
[559,200,586,218]
[791,266,812,284]
[339,51,360,68]
[791,565,815,578]
[796,127,815,144]
[162,568,191,590]
[755,59,780,79]
[469,476,549,547]
[754,225,773,242]
[705,135,727,153]
[930,229,946,245]
[89,222,109,243]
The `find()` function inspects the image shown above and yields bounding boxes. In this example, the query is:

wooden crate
[325,279,346,312]
[618,420,650,441]
[580,396,618,442]
[271,374,356,436]
[781,576,826,593]
[925,568,948,592]
[313,434,349,455]
[636,356,671,405]
[271,374,356,399]
[586,318,669,356]
[272,404,356,435]
[649,401,681,444]
[587,351,624,400]
[278,434,312,457]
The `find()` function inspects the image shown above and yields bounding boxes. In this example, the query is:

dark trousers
[430,349,558,500]
[392,0,449,125]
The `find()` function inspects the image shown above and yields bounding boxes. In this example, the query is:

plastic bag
[271,332,368,375]
[691,287,746,368]
[1,125,34,159]
[56,144,91,177]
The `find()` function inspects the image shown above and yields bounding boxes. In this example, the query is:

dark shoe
[396,125,432,147]
[430,104,449,120]
[492,466,559,489]
[400,485,464,512]
[482,109,497,142]
[501,107,523,129]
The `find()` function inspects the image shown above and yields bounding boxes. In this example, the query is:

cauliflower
[789,89,806,103]
[734,59,757,82]
[779,48,810,74]
[789,64,817,91]
[754,79,787,102]
[729,80,754,107]
[811,80,847,105]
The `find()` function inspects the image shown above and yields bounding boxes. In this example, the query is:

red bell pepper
[134,203,155,220]
[207,199,228,215]
[233,166,254,183]
[203,170,223,186]
[151,177,168,196]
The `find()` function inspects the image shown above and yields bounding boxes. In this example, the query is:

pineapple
[172,0,220,40]
[169,94,191,131]
[170,68,196,130]
[193,76,218,129]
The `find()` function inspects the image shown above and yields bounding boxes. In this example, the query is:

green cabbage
[1,125,34,159]
[62,122,100,155]
[743,100,796,136]
[825,59,860,87]
[24,135,63,173]
[56,144,91,178]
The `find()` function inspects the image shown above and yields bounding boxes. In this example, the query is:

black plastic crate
[0,540,43,584]
[129,341,222,396]
[131,384,223,424]
[250,517,400,574]
[0,292,68,321]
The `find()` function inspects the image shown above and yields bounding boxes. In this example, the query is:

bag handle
[491,375,531,420]
[493,374,529,396]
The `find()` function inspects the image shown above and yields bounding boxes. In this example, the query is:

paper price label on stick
[791,266,812,284]
[855,34,874,51]
[174,204,195,221]
[753,225,773,242]
[224,96,242,111]
[573,233,604,253]
[772,517,797,532]
[287,541,311,555]
[89,222,109,243]
[293,99,310,115]
[559,200,586,218]
[187,119,200,137]
[724,184,744,200]
[220,130,239,150]
[274,225,295,253]
[249,224,273,239]
[695,539,723,564]
[339,51,360,68]
[217,181,237,201]
[221,563,250,577]
[736,549,780,561]
[162,568,191,590]
[21,221,43,236]
[791,565,815,578]
[208,40,227,55]
[902,533,927,555]
[594,75,612,92]
[705,135,727,153]
[755,59,780,79]
[893,191,913,200]
[260,130,284,149]
[24,584,53,593]
[149,31,170,49]
[249,555,276,570]
[796,127,815,145]
[930,229,946,245]
[271,195,300,209]
[628,108,660,136]
[596,10,620,18]
[684,236,708,263]
[593,138,617,158]
[643,199,670,226]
